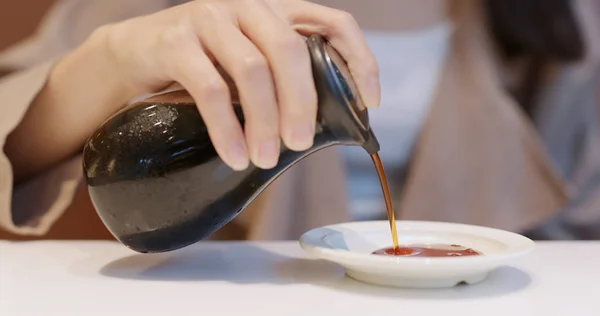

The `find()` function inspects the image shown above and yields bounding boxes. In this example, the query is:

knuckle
[238,54,269,78]
[198,77,229,102]
[295,85,318,110]
[159,24,192,51]
[251,99,279,124]
[274,33,306,54]
[303,87,319,111]
[194,0,221,15]
[246,99,279,131]
[333,10,358,30]
[262,0,279,7]
[193,1,232,22]
[292,99,318,120]
[260,121,280,137]
[241,0,264,5]
[95,24,120,61]
[245,116,279,139]
[283,88,317,121]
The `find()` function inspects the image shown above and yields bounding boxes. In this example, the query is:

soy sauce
[370,153,399,249]
[372,244,482,257]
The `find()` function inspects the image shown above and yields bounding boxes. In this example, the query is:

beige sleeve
[0,60,83,235]
[0,0,173,236]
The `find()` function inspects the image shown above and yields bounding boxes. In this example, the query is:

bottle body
[83,34,380,253]
[84,92,340,253]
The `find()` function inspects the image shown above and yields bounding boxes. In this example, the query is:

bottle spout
[362,128,380,154]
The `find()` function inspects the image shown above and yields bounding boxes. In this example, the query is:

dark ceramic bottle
[83,35,379,253]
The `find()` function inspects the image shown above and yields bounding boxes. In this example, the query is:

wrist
[53,25,140,108]
[8,26,144,181]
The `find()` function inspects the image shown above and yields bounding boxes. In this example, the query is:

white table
[0,241,598,316]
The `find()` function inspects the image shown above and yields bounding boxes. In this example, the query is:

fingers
[275,0,381,108]
[192,4,281,169]
[166,32,250,170]
[235,0,317,151]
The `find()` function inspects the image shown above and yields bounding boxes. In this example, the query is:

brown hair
[484,0,585,117]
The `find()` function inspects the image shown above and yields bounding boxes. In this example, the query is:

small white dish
[299,220,535,289]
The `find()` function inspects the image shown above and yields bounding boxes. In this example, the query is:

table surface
[0,240,598,316]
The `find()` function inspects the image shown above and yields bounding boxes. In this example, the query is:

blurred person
[0,0,598,241]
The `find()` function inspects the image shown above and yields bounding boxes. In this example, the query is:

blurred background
[0,1,55,53]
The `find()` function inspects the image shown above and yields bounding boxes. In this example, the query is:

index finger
[273,0,381,108]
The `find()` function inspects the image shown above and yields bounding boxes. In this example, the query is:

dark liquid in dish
[370,153,399,249]
[372,244,482,257]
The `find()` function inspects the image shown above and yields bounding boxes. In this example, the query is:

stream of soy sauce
[370,153,399,249]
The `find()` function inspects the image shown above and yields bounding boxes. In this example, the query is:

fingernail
[227,141,249,171]
[289,123,314,150]
[257,140,279,169]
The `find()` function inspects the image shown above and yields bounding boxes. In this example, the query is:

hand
[101,0,380,170]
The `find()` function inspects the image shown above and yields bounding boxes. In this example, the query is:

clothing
[0,0,599,241]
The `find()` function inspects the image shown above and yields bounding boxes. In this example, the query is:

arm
[4,28,138,183]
